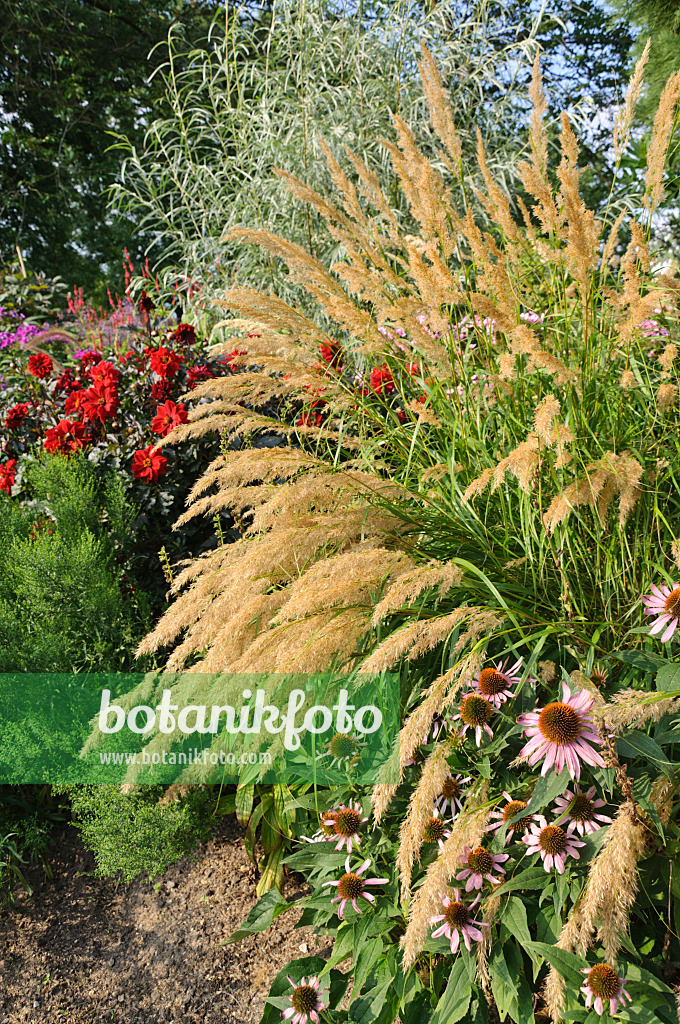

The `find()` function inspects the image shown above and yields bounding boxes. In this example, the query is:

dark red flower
[151,400,188,438]
[320,342,343,370]
[5,403,29,430]
[218,348,247,371]
[370,365,394,396]
[132,445,167,483]
[44,420,90,455]
[27,353,53,379]
[81,383,119,424]
[173,323,197,346]
[138,289,155,314]
[297,411,324,427]
[186,363,214,390]
[64,390,87,416]
[88,360,120,387]
[149,347,181,379]
[55,369,78,393]
[76,350,102,370]
[150,380,173,402]
[0,458,17,494]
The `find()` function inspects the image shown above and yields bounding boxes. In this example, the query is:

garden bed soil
[0,818,328,1023]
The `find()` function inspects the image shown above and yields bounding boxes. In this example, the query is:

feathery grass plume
[657,382,678,409]
[543,904,584,1023]
[396,739,455,897]
[361,607,474,672]
[538,660,557,683]
[659,342,678,371]
[650,775,676,827]
[557,112,601,304]
[543,453,643,533]
[417,42,462,171]
[576,801,647,962]
[672,539,680,572]
[476,893,501,990]
[400,780,490,969]
[594,690,680,733]
[644,68,680,215]
[517,54,560,235]
[371,561,462,626]
[620,369,636,389]
[613,39,651,160]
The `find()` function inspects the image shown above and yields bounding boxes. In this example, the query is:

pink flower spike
[456,845,509,890]
[517,683,605,781]
[471,657,525,708]
[452,693,495,746]
[523,815,585,873]
[552,785,612,836]
[643,581,680,642]
[580,964,632,1016]
[323,856,388,920]
[282,975,329,1024]
[429,889,488,954]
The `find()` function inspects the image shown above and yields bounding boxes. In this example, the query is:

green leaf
[655,662,680,693]
[523,766,570,817]
[613,650,669,674]
[492,866,551,897]
[235,782,255,826]
[214,791,236,816]
[430,957,470,1024]
[256,843,286,896]
[624,964,675,994]
[523,941,588,987]
[500,896,532,946]
[349,976,392,1022]
[222,888,289,945]
[615,731,675,778]
[352,936,384,996]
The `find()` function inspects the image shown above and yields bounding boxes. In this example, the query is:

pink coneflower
[517,683,605,781]
[453,693,494,746]
[434,773,470,818]
[580,964,632,1016]
[422,809,452,850]
[300,808,338,843]
[323,857,389,918]
[523,815,585,873]
[487,792,536,844]
[429,890,487,953]
[642,582,680,642]
[553,786,612,836]
[471,657,524,707]
[282,976,329,1024]
[456,846,509,890]
[322,799,368,854]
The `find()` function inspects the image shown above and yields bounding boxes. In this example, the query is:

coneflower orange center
[570,794,594,822]
[444,901,469,929]
[664,587,680,618]
[423,817,446,843]
[460,694,493,725]
[337,872,364,900]
[328,733,356,758]
[478,668,507,695]
[502,800,533,831]
[292,985,319,1014]
[538,825,567,854]
[441,777,460,799]
[320,810,338,836]
[538,702,581,744]
[586,964,620,999]
[334,809,362,836]
[466,847,493,874]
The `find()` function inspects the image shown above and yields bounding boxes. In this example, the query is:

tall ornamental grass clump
[130,43,680,1024]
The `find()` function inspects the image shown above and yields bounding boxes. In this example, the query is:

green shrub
[64,784,212,882]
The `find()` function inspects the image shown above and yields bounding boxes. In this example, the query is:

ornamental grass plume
[396,738,454,897]
[576,801,647,963]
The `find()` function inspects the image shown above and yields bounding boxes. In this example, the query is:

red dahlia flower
[55,369,78,393]
[138,289,155,314]
[132,445,167,483]
[319,342,343,370]
[150,347,181,378]
[5,403,29,430]
[152,400,188,437]
[27,353,53,379]
[64,390,86,415]
[88,360,120,386]
[76,350,102,370]
[0,458,17,494]
[44,419,89,455]
[81,383,119,424]
[173,323,197,346]
[186,364,214,390]
[370,365,394,395]
[150,380,173,402]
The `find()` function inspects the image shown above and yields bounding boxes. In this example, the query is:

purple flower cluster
[0,309,49,350]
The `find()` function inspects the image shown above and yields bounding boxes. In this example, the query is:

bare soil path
[0,819,327,1024]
